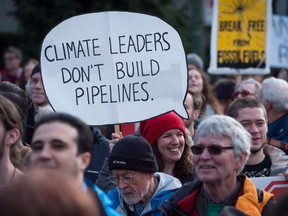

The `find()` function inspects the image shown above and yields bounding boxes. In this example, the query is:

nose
[35,81,43,89]
[199,147,211,159]
[117,179,128,190]
[249,123,259,134]
[171,134,180,144]
[235,93,242,99]
[38,146,52,160]
[190,76,196,82]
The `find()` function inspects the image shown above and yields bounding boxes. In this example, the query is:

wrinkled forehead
[195,134,231,145]
[111,169,138,176]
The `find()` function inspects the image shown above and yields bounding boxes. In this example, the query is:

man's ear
[79,152,91,171]
[6,129,20,146]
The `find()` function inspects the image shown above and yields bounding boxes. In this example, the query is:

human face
[193,135,243,185]
[188,69,203,93]
[234,83,257,99]
[30,73,48,107]
[24,63,36,81]
[183,93,194,128]
[112,169,154,205]
[236,107,267,153]
[4,53,21,71]
[277,69,288,81]
[30,122,87,179]
[157,129,185,164]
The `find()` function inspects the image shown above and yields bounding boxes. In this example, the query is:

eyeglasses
[233,90,255,98]
[191,145,234,155]
[108,172,139,185]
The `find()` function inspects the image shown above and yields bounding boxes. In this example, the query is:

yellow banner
[217,0,266,68]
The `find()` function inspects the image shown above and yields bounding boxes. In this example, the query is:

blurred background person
[275,68,288,81]
[18,58,39,92]
[23,64,54,144]
[0,169,103,216]
[270,193,288,216]
[0,81,31,168]
[187,53,204,70]
[188,67,223,120]
[183,91,203,144]
[0,46,23,85]
[213,78,236,114]
[0,95,24,186]
[242,74,264,83]
[260,77,288,144]
[233,78,262,100]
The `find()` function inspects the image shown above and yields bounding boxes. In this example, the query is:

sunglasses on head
[233,90,254,98]
[191,145,234,155]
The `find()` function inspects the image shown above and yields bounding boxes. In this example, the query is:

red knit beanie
[139,112,186,145]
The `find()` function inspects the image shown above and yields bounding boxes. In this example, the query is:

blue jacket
[107,172,182,216]
[85,180,120,216]
[268,113,288,143]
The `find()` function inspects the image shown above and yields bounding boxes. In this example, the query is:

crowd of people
[0,45,288,216]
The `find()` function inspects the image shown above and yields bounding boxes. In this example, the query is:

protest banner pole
[235,69,242,85]
[114,124,121,134]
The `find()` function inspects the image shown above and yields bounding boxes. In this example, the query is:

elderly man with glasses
[107,134,181,216]
[163,115,275,216]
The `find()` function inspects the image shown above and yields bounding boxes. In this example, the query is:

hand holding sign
[41,12,188,125]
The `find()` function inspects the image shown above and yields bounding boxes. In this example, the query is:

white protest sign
[270,15,288,69]
[40,12,188,125]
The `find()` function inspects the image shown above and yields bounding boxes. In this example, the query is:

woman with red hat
[139,111,193,183]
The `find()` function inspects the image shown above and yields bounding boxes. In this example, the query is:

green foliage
[12,0,191,59]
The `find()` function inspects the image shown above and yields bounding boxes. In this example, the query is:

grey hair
[260,77,288,112]
[194,115,251,174]
[235,78,262,98]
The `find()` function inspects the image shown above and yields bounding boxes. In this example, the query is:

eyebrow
[31,139,69,146]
